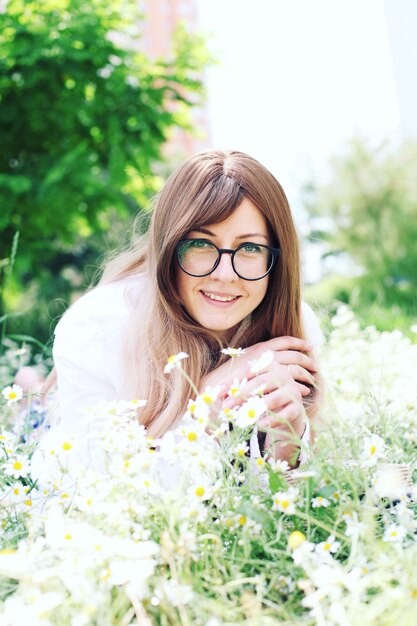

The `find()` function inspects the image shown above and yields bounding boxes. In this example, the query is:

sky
[196,0,402,202]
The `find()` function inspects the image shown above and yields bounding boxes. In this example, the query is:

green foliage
[304,138,417,317]
[0,0,210,339]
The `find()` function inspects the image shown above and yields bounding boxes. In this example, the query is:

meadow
[1,305,417,625]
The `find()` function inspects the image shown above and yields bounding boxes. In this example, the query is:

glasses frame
[175,238,281,281]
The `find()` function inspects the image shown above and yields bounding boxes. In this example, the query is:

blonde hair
[99,149,304,437]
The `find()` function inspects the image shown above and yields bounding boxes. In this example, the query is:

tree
[0,0,209,340]
[304,138,417,313]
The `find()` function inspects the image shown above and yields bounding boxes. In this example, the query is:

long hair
[99,150,304,437]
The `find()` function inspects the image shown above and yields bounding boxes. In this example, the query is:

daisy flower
[383,523,407,543]
[2,384,23,405]
[363,433,385,466]
[234,396,267,428]
[227,377,247,398]
[316,535,340,557]
[4,455,32,479]
[268,459,290,473]
[233,442,249,458]
[221,347,246,357]
[249,350,274,374]
[272,487,298,514]
[198,385,222,405]
[164,352,189,373]
[311,496,330,508]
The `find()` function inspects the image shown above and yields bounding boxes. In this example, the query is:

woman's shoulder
[54,273,149,346]
[301,301,324,350]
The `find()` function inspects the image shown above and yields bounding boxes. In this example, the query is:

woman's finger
[270,350,317,373]
[259,336,314,356]
[258,401,302,429]
[287,364,316,385]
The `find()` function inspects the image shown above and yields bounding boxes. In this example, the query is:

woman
[49,149,323,466]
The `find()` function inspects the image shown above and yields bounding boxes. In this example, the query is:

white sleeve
[50,281,135,434]
[52,322,121,434]
[301,301,324,350]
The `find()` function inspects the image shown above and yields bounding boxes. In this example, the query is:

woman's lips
[200,290,241,304]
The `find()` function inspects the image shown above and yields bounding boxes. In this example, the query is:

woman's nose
[210,252,238,281]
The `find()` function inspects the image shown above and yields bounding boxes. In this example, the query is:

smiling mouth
[201,290,240,303]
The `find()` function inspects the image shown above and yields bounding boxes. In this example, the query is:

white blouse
[51,273,323,434]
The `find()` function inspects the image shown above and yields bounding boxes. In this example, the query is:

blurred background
[1,0,416,358]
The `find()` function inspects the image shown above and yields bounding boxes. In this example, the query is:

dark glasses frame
[175,238,281,281]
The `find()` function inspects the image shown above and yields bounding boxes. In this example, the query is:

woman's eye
[242,243,262,253]
[189,239,210,248]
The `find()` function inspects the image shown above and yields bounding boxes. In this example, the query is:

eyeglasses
[175,238,280,281]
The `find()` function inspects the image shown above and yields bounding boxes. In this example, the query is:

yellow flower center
[202,394,213,405]
[62,442,72,451]
[288,531,306,550]
[370,445,377,455]
[248,409,256,419]
[323,542,331,551]
[256,458,264,466]
[64,533,72,541]
[168,355,176,363]
[13,461,22,470]
[238,516,247,526]
[281,500,289,509]
[237,449,245,457]
[195,486,205,497]
[24,499,32,507]
[187,432,197,442]
[8,392,17,400]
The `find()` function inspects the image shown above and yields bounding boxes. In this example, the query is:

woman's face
[176,198,271,340]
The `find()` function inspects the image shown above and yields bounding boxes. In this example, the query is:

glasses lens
[234,244,273,279]
[177,239,218,275]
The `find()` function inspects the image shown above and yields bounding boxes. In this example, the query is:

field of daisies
[1,305,417,626]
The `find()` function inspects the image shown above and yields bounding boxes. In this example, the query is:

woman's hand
[200,336,317,466]
[200,336,317,400]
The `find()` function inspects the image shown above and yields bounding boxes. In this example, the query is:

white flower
[249,350,274,373]
[164,352,189,373]
[343,512,365,537]
[157,579,194,606]
[250,383,267,397]
[2,384,23,405]
[198,385,222,406]
[4,455,31,479]
[292,540,314,565]
[234,396,267,428]
[233,442,249,458]
[383,523,407,543]
[221,347,246,357]
[315,535,340,558]
[363,434,385,466]
[189,482,213,501]
[311,496,330,508]
[268,459,290,473]
[272,487,298,514]
[227,377,247,398]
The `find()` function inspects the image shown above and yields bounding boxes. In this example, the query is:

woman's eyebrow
[191,227,269,240]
